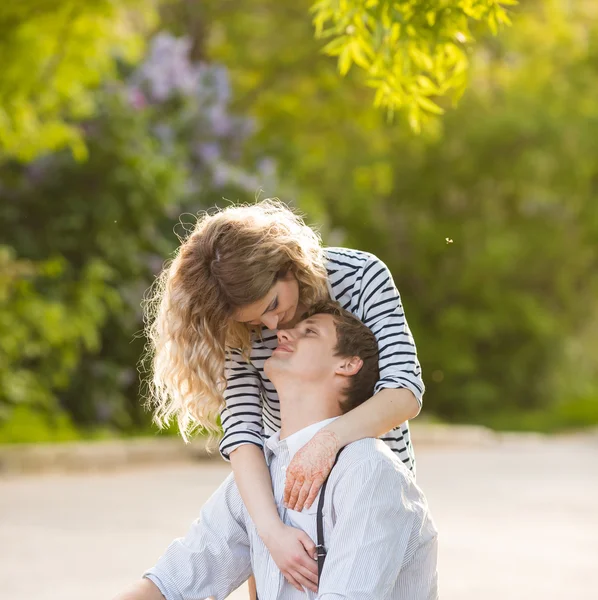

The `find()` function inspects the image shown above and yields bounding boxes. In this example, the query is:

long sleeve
[317,460,419,600]
[357,256,424,407]
[143,473,253,600]
[218,348,265,460]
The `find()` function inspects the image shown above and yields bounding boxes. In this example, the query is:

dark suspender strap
[257,446,346,600]
[316,447,345,580]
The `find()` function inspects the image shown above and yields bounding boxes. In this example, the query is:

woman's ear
[335,356,363,377]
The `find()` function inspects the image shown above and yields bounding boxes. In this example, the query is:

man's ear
[335,356,363,377]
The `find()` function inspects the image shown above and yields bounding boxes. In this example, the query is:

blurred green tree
[0,247,119,421]
[0,0,513,163]
[195,0,598,429]
[2,0,597,441]
[310,0,515,128]
[0,0,155,161]
[0,33,273,438]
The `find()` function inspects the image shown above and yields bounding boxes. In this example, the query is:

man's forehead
[300,313,335,328]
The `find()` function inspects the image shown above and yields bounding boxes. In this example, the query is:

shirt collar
[264,417,339,465]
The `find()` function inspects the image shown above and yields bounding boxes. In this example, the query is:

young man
[115,302,438,600]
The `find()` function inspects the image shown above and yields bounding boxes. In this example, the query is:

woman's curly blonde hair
[142,200,330,441]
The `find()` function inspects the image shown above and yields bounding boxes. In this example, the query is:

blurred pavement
[1,435,596,600]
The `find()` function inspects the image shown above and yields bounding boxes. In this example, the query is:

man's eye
[305,328,315,334]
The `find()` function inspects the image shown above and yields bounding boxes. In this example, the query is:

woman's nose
[261,313,279,330]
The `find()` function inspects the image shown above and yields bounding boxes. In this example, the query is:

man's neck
[274,379,342,440]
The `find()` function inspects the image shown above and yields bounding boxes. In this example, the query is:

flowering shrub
[0,33,276,436]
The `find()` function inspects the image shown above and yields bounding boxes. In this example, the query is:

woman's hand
[262,522,319,592]
[284,429,340,512]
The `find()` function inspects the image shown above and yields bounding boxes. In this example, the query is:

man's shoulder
[336,438,413,480]
[330,439,431,518]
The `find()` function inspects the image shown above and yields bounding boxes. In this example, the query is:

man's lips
[274,343,293,353]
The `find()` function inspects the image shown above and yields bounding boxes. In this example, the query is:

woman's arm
[229,443,280,536]
[229,444,319,593]
[326,387,419,447]
[221,350,318,592]
[284,254,424,511]
[282,390,418,511]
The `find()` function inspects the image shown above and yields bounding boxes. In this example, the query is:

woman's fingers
[303,479,323,511]
[283,473,296,506]
[285,478,304,509]
[284,429,340,506]
[290,569,318,593]
[282,571,303,592]
[295,558,318,584]
[297,530,318,563]
[290,480,311,512]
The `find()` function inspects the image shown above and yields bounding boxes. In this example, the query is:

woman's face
[232,272,301,330]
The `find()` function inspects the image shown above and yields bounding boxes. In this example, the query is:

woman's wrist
[322,420,346,448]
[257,514,284,543]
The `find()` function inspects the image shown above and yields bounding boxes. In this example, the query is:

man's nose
[276,328,291,343]
[261,313,279,330]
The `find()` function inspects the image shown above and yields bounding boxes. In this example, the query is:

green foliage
[311,0,515,129]
[200,0,598,430]
[0,405,81,444]
[1,0,597,443]
[0,0,513,164]
[0,33,268,434]
[0,246,120,417]
[322,0,598,427]
[485,396,598,433]
[0,90,186,429]
[0,0,156,161]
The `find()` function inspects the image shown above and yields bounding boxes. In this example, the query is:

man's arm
[317,458,420,600]
[113,473,253,600]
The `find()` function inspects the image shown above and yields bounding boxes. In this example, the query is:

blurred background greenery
[1,0,597,444]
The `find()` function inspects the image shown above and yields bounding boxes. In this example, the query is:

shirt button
[281,465,287,472]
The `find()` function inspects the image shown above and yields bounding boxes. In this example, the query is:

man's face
[264,313,340,383]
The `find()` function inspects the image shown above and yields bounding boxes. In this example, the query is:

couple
[116,301,438,599]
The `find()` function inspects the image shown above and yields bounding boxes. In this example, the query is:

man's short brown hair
[304,300,379,413]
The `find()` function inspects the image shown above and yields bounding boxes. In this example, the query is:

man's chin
[263,357,278,379]
[263,355,291,381]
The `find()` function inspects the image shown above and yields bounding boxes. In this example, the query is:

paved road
[1,436,596,600]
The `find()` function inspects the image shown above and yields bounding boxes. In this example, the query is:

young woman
[144,199,424,594]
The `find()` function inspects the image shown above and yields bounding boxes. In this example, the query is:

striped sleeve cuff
[143,569,183,600]
[218,436,264,462]
[373,375,424,409]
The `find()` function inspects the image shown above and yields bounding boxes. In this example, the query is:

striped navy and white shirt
[144,418,439,600]
[219,247,425,473]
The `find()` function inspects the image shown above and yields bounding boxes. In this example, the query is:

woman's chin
[279,309,293,326]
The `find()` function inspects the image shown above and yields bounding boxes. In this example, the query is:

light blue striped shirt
[144,419,438,599]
